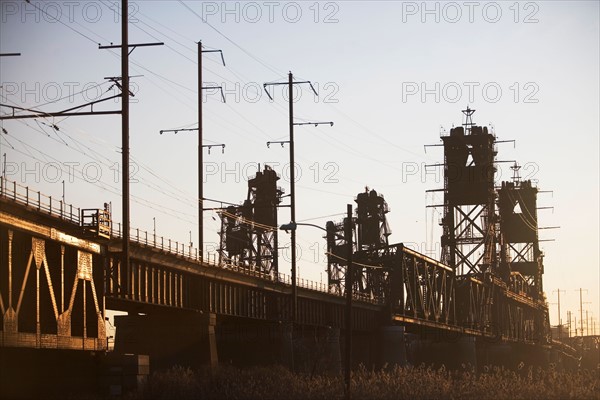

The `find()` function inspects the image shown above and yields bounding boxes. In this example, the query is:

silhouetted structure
[0,110,580,399]
[498,178,544,298]
[219,165,283,278]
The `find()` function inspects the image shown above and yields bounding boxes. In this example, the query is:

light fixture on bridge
[279,222,297,233]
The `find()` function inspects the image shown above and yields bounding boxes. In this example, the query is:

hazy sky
[1,1,598,332]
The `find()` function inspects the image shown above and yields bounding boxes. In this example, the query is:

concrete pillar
[481,342,513,368]
[280,322,295,370]
[511,343,550,368]
[324,327,342,374]
[456,336,477,370]
[204,313,218,368]
[114,312,218,370]
[379,326,407,368]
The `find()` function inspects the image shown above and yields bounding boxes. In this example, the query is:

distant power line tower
[219,165,283,279]
[440,107,497,276]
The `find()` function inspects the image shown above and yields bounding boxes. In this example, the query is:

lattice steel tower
[326,188,391,297]
[440,107,498,276]
[219,165,283,278]
[498,164,544,298]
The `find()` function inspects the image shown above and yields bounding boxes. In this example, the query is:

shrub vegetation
[128,363,600,400]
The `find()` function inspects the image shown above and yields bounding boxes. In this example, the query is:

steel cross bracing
[353,244,456,325]
[0,207,106,351]
[217,166,283,280]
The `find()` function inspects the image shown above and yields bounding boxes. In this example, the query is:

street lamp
[280,204,353,399]
[280,221,330,233]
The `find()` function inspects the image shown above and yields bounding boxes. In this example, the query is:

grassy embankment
[126,363,599,400]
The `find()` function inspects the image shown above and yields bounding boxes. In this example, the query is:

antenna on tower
[461,106,476,134]
[511,162,522,184]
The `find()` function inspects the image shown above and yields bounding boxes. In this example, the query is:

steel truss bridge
[0,112,580,374]
[0,176,575,362]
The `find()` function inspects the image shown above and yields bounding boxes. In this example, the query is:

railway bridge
[0,110,581,397]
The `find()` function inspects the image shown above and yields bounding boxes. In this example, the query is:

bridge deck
[0,177,560,354]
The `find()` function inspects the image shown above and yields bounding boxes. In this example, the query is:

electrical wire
[217,209,277,232]
[4,98,202,209]
[0,134,198,223]
[178,1,284,76]
[23,0,100,45]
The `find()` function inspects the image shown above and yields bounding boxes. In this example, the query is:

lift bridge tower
[440,107,497,276]
[498,165,544,299]
[219,166,283,278]
[326,188,391,298]
[434,107,498,331]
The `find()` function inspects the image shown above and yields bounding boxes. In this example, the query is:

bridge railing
[0,176,357,300]
[108,223,331,294]
[0,176,80,224]
[109,221,222,266]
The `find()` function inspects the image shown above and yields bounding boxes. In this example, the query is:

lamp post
[343,204,353,400]
[280,205,353,399]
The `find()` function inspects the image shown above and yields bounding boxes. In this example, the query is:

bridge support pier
[456,336,478,370]
[284,325,342,374]
[114,312,218,370]
[478,341,513,368]
[406,334,477,370]
[511,342,550,368]
[322,327,342,374]
[280,322,295,370]
[378,325,407,368]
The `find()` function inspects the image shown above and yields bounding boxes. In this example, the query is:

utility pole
[266,118,334,284]
[344,203,353,400]
[160,42,225,262]
[567,311,572,337]
[98,7,162,294]
[586,310,589,337]
[0,17,163,297]
[1,153,5,196]
[198,40,203,262]
[121,0,130,288]
[288,72,297,323]
[576,288,590,336]
[61,179,65,217]
[553,289,566,339]
[263,73,324,323]
[159,125,224,258]
[198,41,225,261]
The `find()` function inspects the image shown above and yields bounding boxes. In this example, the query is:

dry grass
[128,363,600,400]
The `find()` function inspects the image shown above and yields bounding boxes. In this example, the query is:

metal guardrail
[0,176,361,300]
[0,176,80,224]
[107,222,340,297]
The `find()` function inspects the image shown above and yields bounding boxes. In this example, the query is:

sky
[1,0,598,335]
